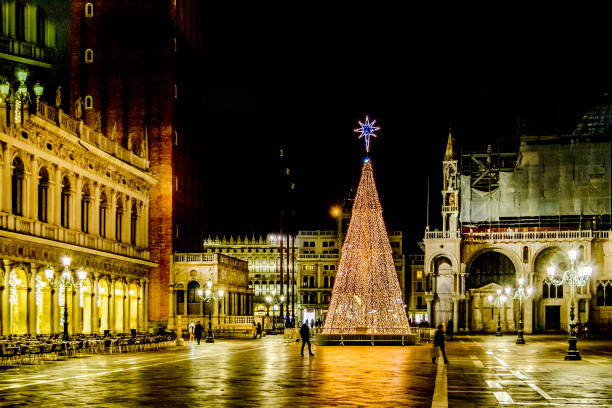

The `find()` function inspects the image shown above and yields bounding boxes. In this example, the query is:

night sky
[199,10,611,251]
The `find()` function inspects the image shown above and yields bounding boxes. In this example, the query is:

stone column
[143,280,149,333]
[1,260,11,335]
[109,190,117,240]
[109,276,116,333]
[124,281,131,332]
[168,284,175,329]
[524,298,533,334]
[425,293,433,325]
[73,283,81,334]
[452,299,459,333]
[29,156,38,220]
[91,274,99,334]
[92,183,101,236]
[474,293,483,332]
[51,284,60,333]
[75,176,82,233]
[3,149,13,214]
[0,145,6,213]
[137,280,144,332]
[53,165,62,225]
[27,267,36,334]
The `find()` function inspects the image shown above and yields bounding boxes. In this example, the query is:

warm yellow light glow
[331,206,341,217]
[323,161,410,335]
[62,256,71,267]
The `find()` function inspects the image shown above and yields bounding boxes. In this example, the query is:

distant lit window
[416,270,423,279]
[85,3,94,17]
[84,95,93,110]
[85,48,93,63]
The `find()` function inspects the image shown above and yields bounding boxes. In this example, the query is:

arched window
[309,276,315,288]
[99,191,107,237]
[84,95,93,110]
[81,184,90,233]
[597,283,605,306]
[130,202,137,245]
[556,284,563,298]
[36,9,46,46]
[61,177,71,228]
[85,49,93,63]
[115,198,123,242]
[254,281,260,296]
[323,276,329,288]
[330,277,335,288]
[11,157,24,216]
[550,284,556,299]
[303,277,308,288]
[542,282,549,299]
[85,2,94,17]
[38,167,49,222]
[606,284,612,306]
[187,281,201,315]
[276,280,280,293]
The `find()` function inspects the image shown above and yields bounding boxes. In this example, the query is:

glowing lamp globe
[33,82,44,97]
[197,289,203,297]
[207,280,213,289]
[568,249,578,261]
[547,265,556,278]
[44,267,54,281]
[218,289,224,298]
[16,71,27,82]
[0,82,9,98]
[77,269,87,281]
[62,256,71,267]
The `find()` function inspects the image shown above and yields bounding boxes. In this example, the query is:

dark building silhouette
[69,0,205,328]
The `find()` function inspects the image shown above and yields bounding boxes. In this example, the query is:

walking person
[194,321,204,345]
[256,322,262,338]
[432,324,448,364]
[300,322,314,356]
[189,321,195,342]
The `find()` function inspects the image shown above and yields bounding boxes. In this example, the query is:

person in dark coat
[194,321,204,345]
[432,324,448,364]
[300,322,314,356]
[256,322,262,338]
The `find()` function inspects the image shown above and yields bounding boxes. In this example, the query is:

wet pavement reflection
[0,336,436,407]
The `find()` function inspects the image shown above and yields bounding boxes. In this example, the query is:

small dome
[574,103,612,137]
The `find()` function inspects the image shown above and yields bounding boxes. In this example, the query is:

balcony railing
[0,212,150,260]
[424,231,461,239]
[463,230,594,241]
[0,36,55,64]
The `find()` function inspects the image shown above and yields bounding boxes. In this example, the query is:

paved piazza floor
[0,334,611,407]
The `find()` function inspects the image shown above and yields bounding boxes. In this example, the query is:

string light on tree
[323,117,410,335]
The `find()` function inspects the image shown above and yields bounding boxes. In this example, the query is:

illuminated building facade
[203,229,405,324]
[168,253,253,332]
[0,86,154,335]
[425,106,612,334]
[69,0,206,330]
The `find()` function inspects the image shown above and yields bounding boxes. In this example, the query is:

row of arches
[8,155,143,246]
[1,265,146,335]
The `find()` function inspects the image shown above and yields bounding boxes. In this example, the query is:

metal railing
[463,230,593,241]
[425,231,461,239]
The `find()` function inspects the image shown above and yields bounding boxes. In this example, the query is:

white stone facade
[0,100,155,335]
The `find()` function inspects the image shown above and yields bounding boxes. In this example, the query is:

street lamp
[265,290,284,335]
[33,82,44,112]
[44,256,86,341]
[545,249,592,360]
[197,280,224,343]
[488,287,510,336]
[513,278,534,344]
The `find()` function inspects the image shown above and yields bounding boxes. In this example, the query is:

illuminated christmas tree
[322,117,410,335]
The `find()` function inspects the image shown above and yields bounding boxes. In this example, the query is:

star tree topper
[354,115,380,153]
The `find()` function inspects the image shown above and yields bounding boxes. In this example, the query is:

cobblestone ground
[446,334,612,407]
[0,336,436,407]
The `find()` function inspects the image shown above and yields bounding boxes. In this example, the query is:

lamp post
[197,280,224,343]
[513,278,534,344]
[545,249,592,360]
[488,287,510,336]
[14,71,30,125]
[33,82,44,113]
[266,290,284,335]
[44,256,86,341]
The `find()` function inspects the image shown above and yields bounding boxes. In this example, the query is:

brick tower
[70,0,206,329]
